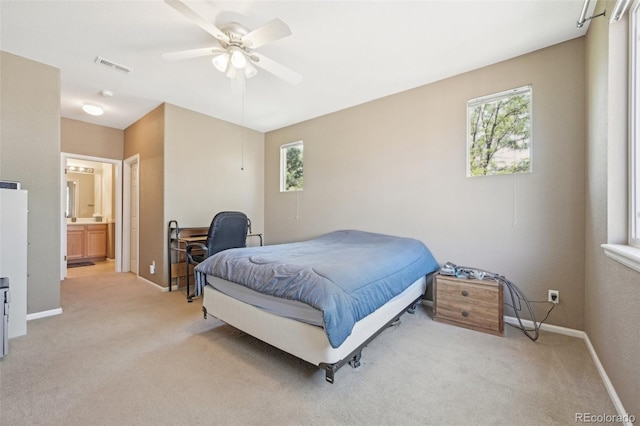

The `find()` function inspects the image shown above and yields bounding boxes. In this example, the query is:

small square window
[280,141,303,192]
[467,86,532,177]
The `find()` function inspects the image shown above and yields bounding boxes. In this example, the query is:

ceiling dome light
[230,48,247,69]
[82,102,104,116]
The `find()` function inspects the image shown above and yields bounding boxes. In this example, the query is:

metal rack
[167,220,208,292]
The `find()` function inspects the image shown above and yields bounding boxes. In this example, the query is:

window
[466,86,532,177]
[602,1,640,271]
[631,1,640,248]
[280,141,303,192]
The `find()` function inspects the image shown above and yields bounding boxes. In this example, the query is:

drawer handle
[461,310,469,317]
[461,290,469,297]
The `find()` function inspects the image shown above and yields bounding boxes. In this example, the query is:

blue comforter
[195,230,439,348]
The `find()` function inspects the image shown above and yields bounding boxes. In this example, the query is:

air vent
[94,56,132,74]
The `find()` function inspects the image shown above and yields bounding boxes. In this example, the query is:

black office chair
[185,211,249,302]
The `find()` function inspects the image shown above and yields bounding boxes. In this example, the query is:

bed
[194,229,439,383]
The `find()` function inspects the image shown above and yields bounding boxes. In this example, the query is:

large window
[604,0,640,269]
[467,85,532,177]
[631,1,640,248]
[280,141,303,192]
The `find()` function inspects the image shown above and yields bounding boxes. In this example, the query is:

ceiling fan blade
[242,18,292,49]
[161,47,224,61]
[164,0,229,44]
[252,52,302,85]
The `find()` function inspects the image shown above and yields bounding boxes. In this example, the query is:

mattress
[203,275,427,367]
[195,229,439,347]
[208,275,324,326]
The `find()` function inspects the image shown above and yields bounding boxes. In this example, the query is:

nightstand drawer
[433,274,504,336]
[435,298,501,330]
[436,280,499,306]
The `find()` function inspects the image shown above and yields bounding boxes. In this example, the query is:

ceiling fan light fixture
[225,64,238,79]
[244,61,257,79]
[212,52,230,72]
[230,48,247,69]
[82,102,104,116]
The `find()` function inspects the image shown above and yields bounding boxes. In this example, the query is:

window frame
[466,85,533,177]
[630,0,640,248]
[602,0,640,272]
[279,140,304,192]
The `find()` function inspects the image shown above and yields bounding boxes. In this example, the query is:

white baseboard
[137,275,168,291]
[503,315,585,339]
[422,300,631,423]
[582,334,634,426]
[166,282,181,292]
[500,317,630,423]
[137,276,181,292]
[26,308,63,321]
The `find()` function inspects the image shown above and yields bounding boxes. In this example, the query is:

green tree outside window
[285,145,303,190]
[467,86,532,177]
[281,141,303,191]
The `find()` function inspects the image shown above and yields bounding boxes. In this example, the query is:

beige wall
[164,104,264,283]
[585,0,640,416]
[123,103,265,288]
[61,118,124,160]
[266,38,586,329]
[0,51,61,314]
[124,105,165,285]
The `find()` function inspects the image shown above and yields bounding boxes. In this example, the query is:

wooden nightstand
[433,274,504,336]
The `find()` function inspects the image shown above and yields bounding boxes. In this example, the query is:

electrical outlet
[548,289,559,304]
[150,261,156,275]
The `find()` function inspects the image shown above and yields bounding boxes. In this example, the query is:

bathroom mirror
[66,180,78,218]
[65,160,115,221]
[66,172,96,218]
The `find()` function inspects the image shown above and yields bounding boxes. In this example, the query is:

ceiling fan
[162,0,302,85]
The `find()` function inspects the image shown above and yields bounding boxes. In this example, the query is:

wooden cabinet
[67,225,86,261]
[433,274,504,336]
[67,224,107,263]
[86,225,107,258]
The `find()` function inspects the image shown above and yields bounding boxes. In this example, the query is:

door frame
[60,153,123,279]
[122,154,140,274]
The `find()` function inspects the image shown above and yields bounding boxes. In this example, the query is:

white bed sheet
[202,275,426,366]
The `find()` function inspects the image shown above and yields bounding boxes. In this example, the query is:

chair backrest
[206,211,249,257]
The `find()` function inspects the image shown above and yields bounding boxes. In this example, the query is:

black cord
[446,264,553,342]
[506,303,555,333]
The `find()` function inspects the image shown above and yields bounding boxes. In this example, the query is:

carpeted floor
[0,272,617,425]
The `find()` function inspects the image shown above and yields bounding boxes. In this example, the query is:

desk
[167,220,263,296]
[167,221,208,292]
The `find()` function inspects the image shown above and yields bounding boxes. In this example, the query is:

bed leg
[320,363,337,384]
[202,306,207,319]
[407,301,418,314]
[348,351,362,369]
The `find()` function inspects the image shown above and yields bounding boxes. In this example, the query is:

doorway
[60,153,123,279]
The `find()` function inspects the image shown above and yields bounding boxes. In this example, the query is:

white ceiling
[0,0,594,133]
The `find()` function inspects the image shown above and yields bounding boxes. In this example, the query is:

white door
[130,161,139,274]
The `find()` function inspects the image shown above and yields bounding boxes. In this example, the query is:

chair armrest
[186,242,207,263]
